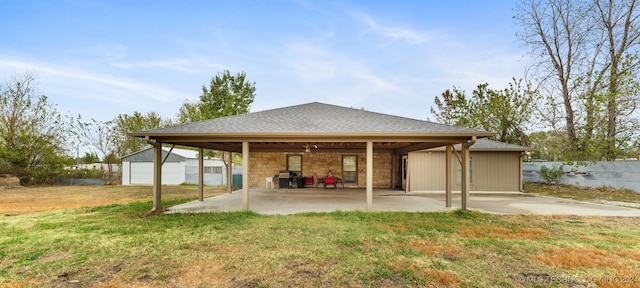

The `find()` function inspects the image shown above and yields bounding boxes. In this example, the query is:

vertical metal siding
[408,151,446,190]
[409,151,521,191]
[471,152,520,191]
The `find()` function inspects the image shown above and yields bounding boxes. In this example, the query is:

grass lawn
[1,185,639,287]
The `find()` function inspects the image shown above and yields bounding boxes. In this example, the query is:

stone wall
[248,151,393,188]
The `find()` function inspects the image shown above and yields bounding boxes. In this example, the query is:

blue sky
[0,0,527,122]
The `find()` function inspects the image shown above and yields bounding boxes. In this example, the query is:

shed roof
[121,146,221,161]
[425,138,530,152]
[130,102,494,153]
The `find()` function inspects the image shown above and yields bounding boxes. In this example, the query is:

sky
[0,0,529,123]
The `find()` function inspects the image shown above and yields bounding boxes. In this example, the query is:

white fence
[523,161,640,192]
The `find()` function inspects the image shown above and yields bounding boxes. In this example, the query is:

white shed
[121,147,227,186]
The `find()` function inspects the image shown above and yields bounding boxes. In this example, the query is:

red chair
[304,176,314,187]
[323,176,335,188]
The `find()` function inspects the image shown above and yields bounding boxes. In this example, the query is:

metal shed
[121,147,227,186]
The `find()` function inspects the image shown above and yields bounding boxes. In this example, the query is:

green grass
[2,197,639,287]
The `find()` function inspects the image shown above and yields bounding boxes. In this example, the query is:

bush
[59,169,104,180]
[540,164,564,184]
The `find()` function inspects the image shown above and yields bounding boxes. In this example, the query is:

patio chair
[323,176,336,188]
[304,176,314,188]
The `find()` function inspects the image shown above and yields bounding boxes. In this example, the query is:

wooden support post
[198,147,204,202]
[366,141,373,211]
[461,137,476,210]
[445,145,452,208]
[227,152,233,193]
[242,142,249,211]
[461,144,469,210]
[152,143,162,212]
[404,155,410,193]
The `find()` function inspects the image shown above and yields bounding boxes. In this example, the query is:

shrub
[540,164,564,183]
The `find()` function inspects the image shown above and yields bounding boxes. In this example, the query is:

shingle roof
[134,102,491,135]
[428,138,530,152]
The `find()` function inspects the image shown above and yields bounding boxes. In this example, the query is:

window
[457,157,473,183]
[287,155,302,177]
[342,155,357,183]
[204,166,222,174]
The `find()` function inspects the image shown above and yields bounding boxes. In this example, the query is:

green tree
[527,130,568,161]
[81,152,100,164]
[177,70,256,167]
[430,79,535,146]
[178,70,256,123]
[112,111,166,157]
[0,72,69,185]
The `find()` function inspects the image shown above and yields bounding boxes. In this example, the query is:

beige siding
[471,152,520,191]
[407,151,447,190]
[409,151,521,191]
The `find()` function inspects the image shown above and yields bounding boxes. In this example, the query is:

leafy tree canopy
[0,72,70,185]
[430,78,536,146]
[178,70,256,123]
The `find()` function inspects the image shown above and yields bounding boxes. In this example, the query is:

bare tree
[515,0,593,159]
[593,0,640,160]
[516,0,640,160]
[76,117,119,184]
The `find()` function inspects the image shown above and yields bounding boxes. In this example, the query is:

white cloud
[0,56,192,120]
[350,11,428,44]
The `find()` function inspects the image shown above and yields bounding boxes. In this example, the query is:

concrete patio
[167,188,640,216]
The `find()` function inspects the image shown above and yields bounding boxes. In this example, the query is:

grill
[278,171,291,188]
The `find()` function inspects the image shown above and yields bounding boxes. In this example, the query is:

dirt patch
[0,185,228,215]
[91,261,230,288]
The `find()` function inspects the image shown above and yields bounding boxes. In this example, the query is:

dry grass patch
[531,247,636,270]
[0,185,228,215]
[526,183,640,203]
[424,270,462,288]
[388,261,462,288]
[458,225,549,240]
[406,240,463,260]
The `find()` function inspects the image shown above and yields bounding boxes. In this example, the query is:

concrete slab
[166,188,640,216]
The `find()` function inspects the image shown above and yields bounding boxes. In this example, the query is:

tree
[515,0,640,160]
[81,152,100,164]
[111,111,166,157]
[0,72,69,185]
[430,79,535,146]
[177,70,256,168]
[593,0,640,160]
[75,117,121,183]
[515,0,592,159]
[178,70,256,123]
[527,130,568,161]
